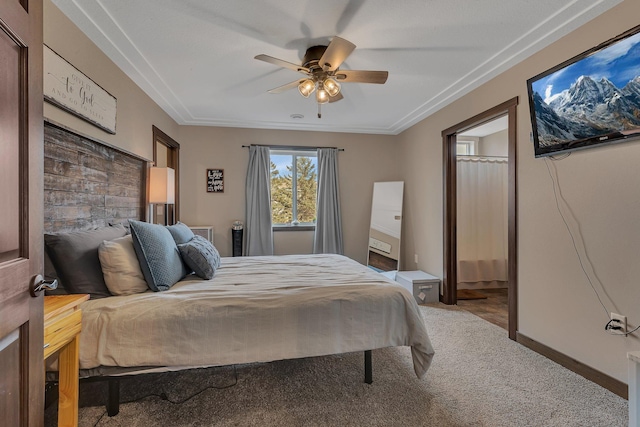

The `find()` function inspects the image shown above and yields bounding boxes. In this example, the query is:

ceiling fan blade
[319,36,356,72]
[334,70,388,84]
[328,92,344,103]
[255,54,310,74]
[267,79,304,94]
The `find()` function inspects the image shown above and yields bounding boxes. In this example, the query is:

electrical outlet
[414,254,418,264]
[611,312,627,334]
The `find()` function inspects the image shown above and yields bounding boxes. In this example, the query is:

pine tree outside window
[270,149,317,227]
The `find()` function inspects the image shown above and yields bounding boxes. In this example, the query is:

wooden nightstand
[44,294,89,427]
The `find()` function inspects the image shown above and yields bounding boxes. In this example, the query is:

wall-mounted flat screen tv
[527,25,640,157]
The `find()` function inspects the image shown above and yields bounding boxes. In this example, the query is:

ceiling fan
[255,36,388,118]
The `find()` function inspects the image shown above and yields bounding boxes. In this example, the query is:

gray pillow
[109,220,131,235]
[129,220,188,291]
[178,235,221,280]
[43,251,67,295]
[165,221,195,244]
[44,224,128,299]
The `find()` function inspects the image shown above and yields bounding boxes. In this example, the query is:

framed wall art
[44,45,117,134]
[206,169,224,193]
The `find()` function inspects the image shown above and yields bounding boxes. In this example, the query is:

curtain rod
[457,154,507,159]
[242,144,344,151]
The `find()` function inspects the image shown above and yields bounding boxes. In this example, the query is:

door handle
[30,274,58,297]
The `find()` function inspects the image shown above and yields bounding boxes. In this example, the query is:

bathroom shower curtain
[456,157,508,286]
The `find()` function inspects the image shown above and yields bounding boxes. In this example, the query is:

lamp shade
[316,87,329,104]
[149,167,175,204]
[298,79,315,98]
[323,78,341,97]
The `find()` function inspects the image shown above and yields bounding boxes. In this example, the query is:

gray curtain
[245,145,273,255]
[313,148,343,254]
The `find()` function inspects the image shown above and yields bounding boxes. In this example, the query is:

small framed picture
[206,169,224,193]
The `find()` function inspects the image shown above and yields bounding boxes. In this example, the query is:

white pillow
[98,235,148,295]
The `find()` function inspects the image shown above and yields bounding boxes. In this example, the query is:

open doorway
[455,116,509,329]
[152,126,180,225]
[442,97,518,340]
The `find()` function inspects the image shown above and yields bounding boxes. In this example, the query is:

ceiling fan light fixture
[316,87,330,104]
[256,36,389,112]
[323,78,341,97]
[298,79,315,98]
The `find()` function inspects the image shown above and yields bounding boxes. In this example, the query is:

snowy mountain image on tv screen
[531,30,640,150]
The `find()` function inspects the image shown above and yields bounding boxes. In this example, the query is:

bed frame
[44,121,375,417]
[97,352,372,416]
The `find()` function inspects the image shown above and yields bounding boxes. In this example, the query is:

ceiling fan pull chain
[318,102,322,119]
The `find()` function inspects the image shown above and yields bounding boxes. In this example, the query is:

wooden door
[0,0,44,426]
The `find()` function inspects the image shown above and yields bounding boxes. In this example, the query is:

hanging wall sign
[44,45,117,134]
[207,169,224,193]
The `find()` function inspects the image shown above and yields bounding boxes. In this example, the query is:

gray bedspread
[79,254,435,377]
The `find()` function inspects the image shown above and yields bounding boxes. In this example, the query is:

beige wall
[399,0,640,383]
[177,126,400,260]
[43,0,179,161]
[479,129,508,157]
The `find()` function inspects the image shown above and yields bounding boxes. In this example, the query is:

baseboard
[516,332,627,399]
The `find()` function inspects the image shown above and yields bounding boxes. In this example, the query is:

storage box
[395,271,440,304]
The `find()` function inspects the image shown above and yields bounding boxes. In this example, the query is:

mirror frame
[367,181,404,272]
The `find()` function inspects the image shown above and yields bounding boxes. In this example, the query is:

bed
[43,122,435,416]
[46,232,434,415]
[79,253,433,373]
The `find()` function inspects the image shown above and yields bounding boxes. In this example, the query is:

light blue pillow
[178,235,221,280]
[165,221,194,245]
[129,220,188,291]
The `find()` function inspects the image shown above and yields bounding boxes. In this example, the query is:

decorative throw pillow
[178,235,221,280]
[129,220,188,291]
[98,235,148,296]
[44,224,128,299]
[166,221,195,245]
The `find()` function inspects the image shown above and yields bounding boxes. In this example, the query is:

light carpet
[45,304,628,426]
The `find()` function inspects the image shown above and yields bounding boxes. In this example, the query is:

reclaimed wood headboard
[44,121,148,233]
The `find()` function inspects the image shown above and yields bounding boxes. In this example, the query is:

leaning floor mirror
[367,181,404,276]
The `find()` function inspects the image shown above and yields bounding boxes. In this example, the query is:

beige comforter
[79,254,434,378]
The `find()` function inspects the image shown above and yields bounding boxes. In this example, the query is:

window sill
[273,225,316,232]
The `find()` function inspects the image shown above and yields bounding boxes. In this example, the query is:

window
[270,149,317,227]
[456,140,476,155]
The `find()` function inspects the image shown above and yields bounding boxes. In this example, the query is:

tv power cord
[545,157,637,338]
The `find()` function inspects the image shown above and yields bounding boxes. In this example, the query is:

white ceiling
[51,0,622,135]
[458,116,509,138]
